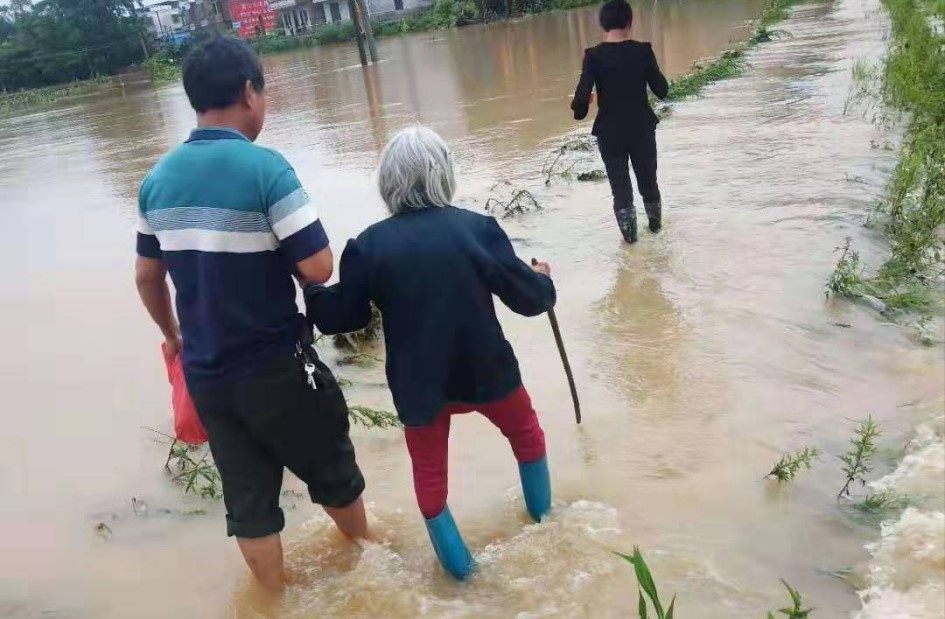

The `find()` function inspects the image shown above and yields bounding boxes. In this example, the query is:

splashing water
[232,501,622,618]
[855,414,945,619]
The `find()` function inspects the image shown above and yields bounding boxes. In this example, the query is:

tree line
[0,0,150,91]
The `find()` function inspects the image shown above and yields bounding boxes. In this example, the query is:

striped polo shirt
[136,126,329,383]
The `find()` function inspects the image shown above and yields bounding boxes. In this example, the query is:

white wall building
[269,0,433,36]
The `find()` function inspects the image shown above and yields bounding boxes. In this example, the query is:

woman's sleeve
[480,217,557,317]
[571,49,596,120]
[304,238,373,335]
[645,43,669,100]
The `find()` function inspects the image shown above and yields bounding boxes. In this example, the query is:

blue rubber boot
[424,506,474,580]
[518,455,552,522]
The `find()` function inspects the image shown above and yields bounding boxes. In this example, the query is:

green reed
[616,547,677,619]
[767,580,813,619]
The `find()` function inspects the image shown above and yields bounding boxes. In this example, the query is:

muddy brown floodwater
[1,0,943,617]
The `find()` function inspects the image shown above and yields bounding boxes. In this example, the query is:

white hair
[378,125,456,215]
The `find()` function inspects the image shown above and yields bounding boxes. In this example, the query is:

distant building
[142,0,191,42]
[188,0,227,28]
[268,0,433,36]
[141,0,227,44]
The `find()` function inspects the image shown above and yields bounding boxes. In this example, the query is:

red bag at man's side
[161,343,208,445]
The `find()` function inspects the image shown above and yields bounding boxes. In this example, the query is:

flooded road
[2,0,943,617]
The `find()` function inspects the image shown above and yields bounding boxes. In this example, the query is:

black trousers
[598,130,661,214]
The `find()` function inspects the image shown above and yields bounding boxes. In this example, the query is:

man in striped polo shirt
[134,36,369,592]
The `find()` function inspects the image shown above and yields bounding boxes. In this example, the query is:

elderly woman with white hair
[304,125,556,580]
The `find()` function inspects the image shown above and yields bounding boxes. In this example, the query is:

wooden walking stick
[532,259,582,424]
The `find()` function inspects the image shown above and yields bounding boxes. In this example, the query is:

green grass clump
[854,490,913,515]
[665,0,802,101]
[666,48,746,101]
[767,447,820,483]
[830,0,945,315]
[144,52,181,83]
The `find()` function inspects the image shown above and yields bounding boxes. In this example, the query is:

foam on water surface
[855,415,945,619]
[233,501,622,618]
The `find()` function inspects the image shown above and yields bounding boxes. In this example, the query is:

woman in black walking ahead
[571,0,669,243]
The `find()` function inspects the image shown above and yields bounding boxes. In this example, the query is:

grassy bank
[0,76,112,113]
[665,0,798,100]
[827,0,944,315]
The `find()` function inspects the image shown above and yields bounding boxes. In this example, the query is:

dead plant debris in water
[486,189,542,218]
[577,169,607,182]
[332,303,383,350]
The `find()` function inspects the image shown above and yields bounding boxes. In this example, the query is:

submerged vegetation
[0,76,111,112]
[838,416,881,499]
[767,447,820,483]
[665,0,800,101]
[486,189,543,218]
[828,0,945,315]
[666,48,746,101]
[854,490,912,515]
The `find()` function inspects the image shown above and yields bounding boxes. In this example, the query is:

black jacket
[571,40,669,139]
[305,206,556,427]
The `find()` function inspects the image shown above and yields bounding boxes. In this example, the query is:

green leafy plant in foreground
[616,547,676,619]
[767,447,820,483]
[767,580,813,618]
[838,415,881,499]
[161,438,223,499]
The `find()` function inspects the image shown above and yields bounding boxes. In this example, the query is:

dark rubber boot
[614,207,638,243]
[644,200,662,233]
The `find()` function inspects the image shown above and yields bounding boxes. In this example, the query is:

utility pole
[353,0,378,63]
[348,0,368,66]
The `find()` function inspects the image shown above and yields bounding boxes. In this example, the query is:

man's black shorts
[189,347,365,539]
